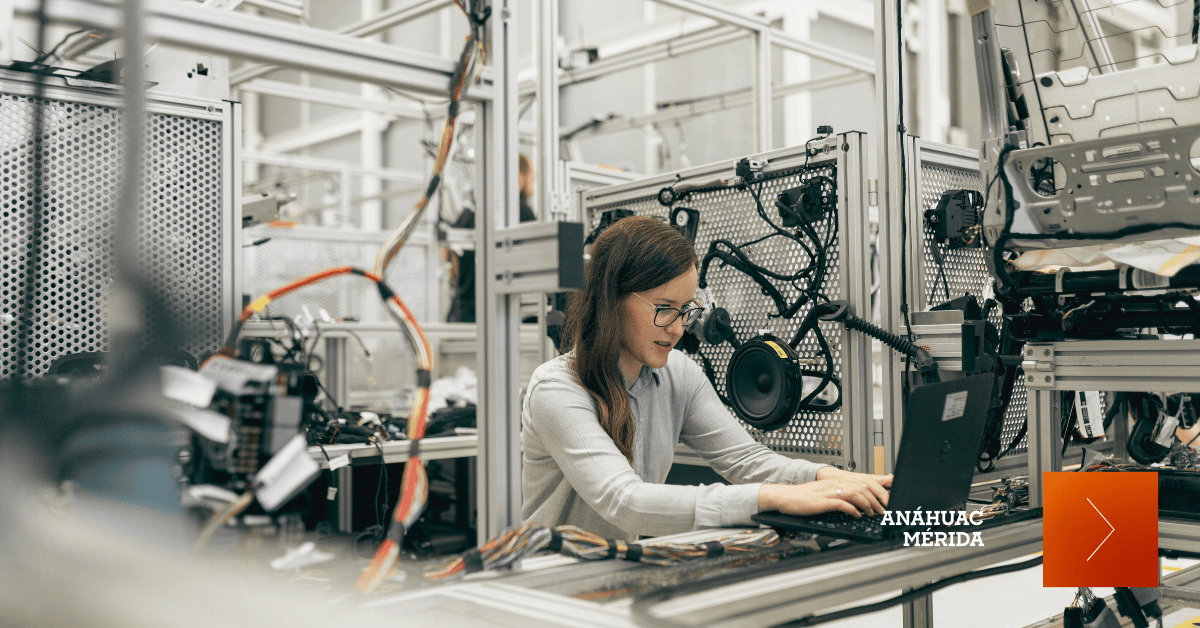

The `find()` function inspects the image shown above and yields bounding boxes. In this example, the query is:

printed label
[1131,269,1170,290]
[1077,391,1105,438]
[764,340,789,359]
[942,391,970,421]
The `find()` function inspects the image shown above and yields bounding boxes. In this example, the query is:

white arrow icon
[1086,498,1115,562]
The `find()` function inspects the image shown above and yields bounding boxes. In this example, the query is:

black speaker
[726,335,802,431]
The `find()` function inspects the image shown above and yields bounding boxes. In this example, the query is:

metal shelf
[309,435,477,467]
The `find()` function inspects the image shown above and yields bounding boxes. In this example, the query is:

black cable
[1016,0,1052,143]
[696,348,733,408]
[375,441,388,530]
[771,556,1044,627]
[929,239,952,303]
[1193,0,1199,44]
[33,28,89,65]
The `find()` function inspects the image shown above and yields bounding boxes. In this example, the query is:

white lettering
[894,511,909,525]
[881,511,894,526]
[934,532,947,546]
[955,511,970,526]
[971,532,984,546]
[903,532,920,546]
[921,531,933,545]
[968,511,983,525]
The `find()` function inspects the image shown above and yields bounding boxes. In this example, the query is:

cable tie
[1055,267,1069,294]
[376,281,396,300]
[462,548,484,574]
[547,529,563,553]
[703,541,725,557]
[624,542,643,562]
[387,520,406,544]
[408,438,422,459]
[606,539,619,559]
[417,369,432,388]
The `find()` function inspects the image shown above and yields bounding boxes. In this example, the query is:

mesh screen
[1,90,225,378]
[917,157,1029,454]
[589,160,847,456]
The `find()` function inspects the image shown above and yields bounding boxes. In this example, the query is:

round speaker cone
[726,336,802,431]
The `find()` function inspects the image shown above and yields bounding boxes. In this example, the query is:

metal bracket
[488,221,584,294]
[1022,343,1055,388]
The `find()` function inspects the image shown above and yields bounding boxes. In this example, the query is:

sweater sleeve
[677,358,829,490]
[525,376,763,536]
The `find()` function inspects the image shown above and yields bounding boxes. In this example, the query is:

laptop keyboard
[799,511,886,538]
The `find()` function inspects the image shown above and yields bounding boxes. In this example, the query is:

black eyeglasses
[633,292,702,327]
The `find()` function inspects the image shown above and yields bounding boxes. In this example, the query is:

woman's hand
[758,468,893,518]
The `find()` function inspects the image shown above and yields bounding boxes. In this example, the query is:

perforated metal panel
[1,78,231,379]
[580,137,874,466]
[912,140,1029,455]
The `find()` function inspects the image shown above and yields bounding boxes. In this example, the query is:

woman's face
[617,265,699,381]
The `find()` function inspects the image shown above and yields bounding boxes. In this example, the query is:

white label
[199,358,278,396]
[1077,391,1105,438]
[161,365,218,407]
[328,455,351,471]
[326,487,338,501]
[255,434,321,512]
[1155,414,1180,448]
[942,391,970,421]
[1131,269,1170,290]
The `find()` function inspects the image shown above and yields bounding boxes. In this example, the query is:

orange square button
[1043,472,1158,587]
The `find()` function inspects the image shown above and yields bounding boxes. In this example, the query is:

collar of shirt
[626,364,661,395]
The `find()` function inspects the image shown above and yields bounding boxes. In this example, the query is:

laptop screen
[889,373,996,513]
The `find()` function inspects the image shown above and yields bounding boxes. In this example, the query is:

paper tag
[200,358,278,396]
[1155,414,1180,448]
[254,434,321,512]
[167,404,232,443]
[328,455,350,471]
[941,391,969,421]
[1131,269,1170,290]
[1076,391,1106,438]
[326,487,338,501]
[161,365,218,407]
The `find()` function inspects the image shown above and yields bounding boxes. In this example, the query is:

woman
[521,215,891,540]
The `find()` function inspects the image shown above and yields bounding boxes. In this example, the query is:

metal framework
[16,0,521,542]
[579,134,875,471]
[879,137,1124,489]
[364,520,1047,628]
[1022,339,1200,507]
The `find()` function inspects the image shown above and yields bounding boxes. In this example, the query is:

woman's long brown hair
[562,215,698,463]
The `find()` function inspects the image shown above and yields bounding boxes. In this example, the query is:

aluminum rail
[242,150,426,183]
[651,0,875,74]
[237,79,426,119]
[649,520,1043,627]
[519,25,747,97]
[308,435,478,466]
[566,71,868,140]
[229,0,457,85]
[15,0,493,100]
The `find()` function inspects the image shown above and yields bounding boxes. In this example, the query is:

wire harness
[424,524,780,581]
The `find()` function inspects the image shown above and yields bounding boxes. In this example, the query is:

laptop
[753,373,996,541]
